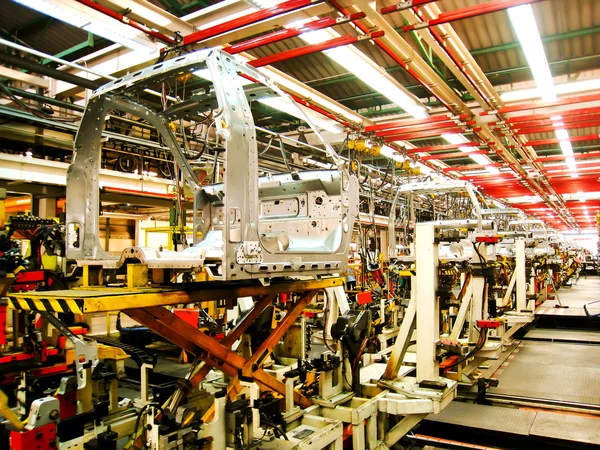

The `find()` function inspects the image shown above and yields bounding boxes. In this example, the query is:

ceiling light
[470,153,492,166]
[550,115,563,121]
[442,133,469,145]
[15,0,157,53]
[559,140,574,157]
[500,77,600,103]
[14,0,88,28]
[555,129,570,141]
[299,29,427,119]
[507,4,556,102]
[258,97,343,134]
[83,24,156,53]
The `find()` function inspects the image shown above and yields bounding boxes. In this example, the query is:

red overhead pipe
[364,114,457,132]
[327,0,453,111]
[374,119,460,137]
[400,0,542,30]
[493,106,600,125]
[500,112,600,129]
[507,119,600,135]
[406,142,480,154]
[224,12,366,54]
[420,149,489,160]
[381,0,440,15]
[442,163,502,173]
[239,72,355,129]
[183,0,323,46]
[384,127,465,141]
[249,31,384,67]
[480,92,600,116]
[289,94,353,128]
[522,133,600,147]
[534,151,600,163]
[75,0,175,44]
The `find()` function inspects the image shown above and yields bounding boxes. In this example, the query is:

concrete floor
[424,277,600,448]
[537,274,600,317]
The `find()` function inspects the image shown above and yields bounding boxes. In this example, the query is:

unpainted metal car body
[65,49,358,281]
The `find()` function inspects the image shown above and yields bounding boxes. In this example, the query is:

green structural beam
[41,38,95,65]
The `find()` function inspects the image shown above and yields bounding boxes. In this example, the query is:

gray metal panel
[489,342,600,406]
[525,329,600,344]
[425,402,536,436]
[530,411,600,445]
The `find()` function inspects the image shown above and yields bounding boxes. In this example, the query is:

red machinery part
[173,308,201,328]
[357,291,373,305]
[476,320,501,329]
[0,302,6,346]
[10,423,57,450]
[475,236,499,244]
[279,292,291,303]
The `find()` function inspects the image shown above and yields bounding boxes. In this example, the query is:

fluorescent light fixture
[550,115,563,121]
[442,133,469,145]
[566,156,577,170]
[130,4,173,27]
[507,4,556,102]
[15,0,157,53]
[501,77,600,103]
[470,153,492,166]
[554,129,570,141]
[443,133,496,168]
[14,0,88,28]
[552,121,565,127]
[258,97,342,134]
[83,23,155,53]
[559,140,574,157]
[299,29,428,119]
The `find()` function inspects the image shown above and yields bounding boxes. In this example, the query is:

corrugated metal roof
[0,2,89,56]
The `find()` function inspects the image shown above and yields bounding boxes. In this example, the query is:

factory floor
[418,275,600,450]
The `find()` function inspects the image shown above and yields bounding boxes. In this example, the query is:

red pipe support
[521,133,600,147]
[224,12,366,54]
[534,151,600,163]
[480,92,600,116]
[406,142,480,154]
[383,127,465,141]
[502,112,600,129]
[508,119,600,135]
[183,0,323,46]
[497,106,600,125]
[381,0,440,15]
[420,149,489,160]
[401,0,543,31]
[364,114,452,132]
[327,0,453,111]
[249,31,384,67]
[374,119,460,137]
[442,163,502,173]
[75,0,175,44]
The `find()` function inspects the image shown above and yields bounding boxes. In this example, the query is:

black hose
[0,52,104,91]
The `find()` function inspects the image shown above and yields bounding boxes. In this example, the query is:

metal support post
[515,239,527,311]
[416,223,439,383]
